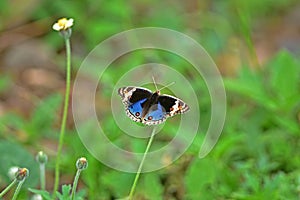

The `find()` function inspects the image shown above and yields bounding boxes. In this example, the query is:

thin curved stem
[0,179,17,197]
[70,169,81,200]
[53,38,72,198]
[128,127,156,200]
[12,180,25,200]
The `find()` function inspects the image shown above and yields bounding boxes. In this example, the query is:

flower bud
[15,168,29,181]
[36,151,48,164]
[76,157,88,170]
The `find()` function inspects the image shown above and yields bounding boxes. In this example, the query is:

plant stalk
[53,38,72,198]
[0,179,17,197]
[12,180,25,200]
[40,163,46,190]
[128,127,156,200]
[70,169,82,200]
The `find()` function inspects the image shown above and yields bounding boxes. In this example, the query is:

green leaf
[0,113,25,134]
[56,192,64,199]
[57,184,72,200]
[185,158,218,199]
[269,50,300,101]
[28,188,52,200]
[138,173,163,200]
[225,67,277,110]
[102,171,133,198]
[25,93,62,137]
[244,172,260,193]
[73,189,86,200]
[62,184,72,194]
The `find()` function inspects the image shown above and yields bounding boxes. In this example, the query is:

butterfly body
[118,86,189,125]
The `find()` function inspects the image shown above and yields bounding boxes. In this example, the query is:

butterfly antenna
[159,82,175,91]
[152,76,159,91]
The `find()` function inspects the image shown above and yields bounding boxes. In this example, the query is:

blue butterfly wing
[127,98,147,122]
[142,94,189,125]
[143,102,167,125]
[118,87,152,122]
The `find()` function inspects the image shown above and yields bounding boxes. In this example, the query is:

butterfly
[118,86,189,125]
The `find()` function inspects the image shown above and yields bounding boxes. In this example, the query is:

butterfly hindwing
[143,102,167,125]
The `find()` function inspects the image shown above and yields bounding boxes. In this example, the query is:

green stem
[0,179,17,197]
[237,7,259,67]
[70,169,82,200]
[40,163,46,190]
[128,127,156,200]
[12,180,25,200]
[53,38,72,198]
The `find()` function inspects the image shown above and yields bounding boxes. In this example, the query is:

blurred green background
[0,0,300,199]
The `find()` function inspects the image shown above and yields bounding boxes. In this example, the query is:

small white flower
[8,166,19,180]
[31,194,43,200]
[52,18,74,31]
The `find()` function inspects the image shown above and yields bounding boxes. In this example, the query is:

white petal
[52,23,61,31]
[8,166,19,180]
[65,20,73,28]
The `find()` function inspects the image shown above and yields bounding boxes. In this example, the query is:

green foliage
[29,185,86,200]
[137,173,164,199]
[268,51,300,106]
[225,50,300,134]
[56,184,85,200]
[0,94,62,143]
[56,185,72,200]
[29,188,52,200]
[191,50,300,199]
[102,171,134,198]
[185,158,218,199]
[181,50,300,199]
[25,94,62,139]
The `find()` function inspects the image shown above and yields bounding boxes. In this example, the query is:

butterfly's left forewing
[118,87,153,122]
[118,87,152,105]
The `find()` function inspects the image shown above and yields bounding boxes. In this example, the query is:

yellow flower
[52,18,74,31]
